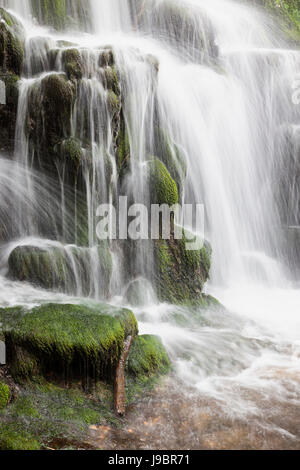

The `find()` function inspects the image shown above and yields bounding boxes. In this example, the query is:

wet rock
[0,8,24,75]
[2,303,138,383]
[8,243,113,297]
[154,231,212,305]
[0,72,19,153]
[148,157,179,206]
[61,48,83,80]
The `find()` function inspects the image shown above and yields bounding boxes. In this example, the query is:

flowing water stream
[0,0,300,448]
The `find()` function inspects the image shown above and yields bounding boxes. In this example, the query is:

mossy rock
[0,13,24,75]
[148,158,179,206]
[0,382,10,409]
[0,423,40,450]
[154,127,187,197]
[61,48,83,80]
[127,335,170,378]
[28,73,75,156]
[154,230,212,305]
[54,137,83,173]
[3,303,138,382]
[8,243,113,297]
[102,65,120,95]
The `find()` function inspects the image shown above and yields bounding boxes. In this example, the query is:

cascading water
[0,0,300,447]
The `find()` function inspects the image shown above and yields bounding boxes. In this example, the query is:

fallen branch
[114,335,134,417]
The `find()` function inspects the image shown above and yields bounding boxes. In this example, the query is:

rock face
[0,4,212,306]
[0,8,24,152]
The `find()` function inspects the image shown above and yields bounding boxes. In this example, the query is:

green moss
[154,230,212,305]
[127,335,170,377]
[0,423,40,450]
[103,65,120,95]
[0,19,24,75]
[116,115,130,174]
[61,48,83,80]
[0,383,10,409]
[126,335,170,403]
[8,245,72,292]
[264,0,300,42]
[155,128,187,197]
[3,303,138,381]
[148,158,179,206]
[55,137,82,168]
[12,396,40,418]
[8,244,114,296]
[107,90,120,116]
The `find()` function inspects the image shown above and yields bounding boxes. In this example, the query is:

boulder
[3,303,138,382]
[154,230,212,305]
[8,243,113,297]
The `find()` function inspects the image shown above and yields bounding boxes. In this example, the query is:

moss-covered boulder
[154,231,212,305]
[0,382,10,409]
[27,73,75,164]
[127,335,170,378]
[61,48,83,80]
[0,8,24,75]
[3,303,138,383]
[148,158,179,206]
[54,137,83,178]
[8,243,113,297]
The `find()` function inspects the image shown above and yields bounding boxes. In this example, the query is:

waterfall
[0,0,300,433]
[0,0,32,22]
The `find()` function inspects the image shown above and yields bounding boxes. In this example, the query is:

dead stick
[114,335,134,417]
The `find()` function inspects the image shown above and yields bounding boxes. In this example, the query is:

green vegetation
[0,383,10,409]
[155,128,187,196]
[61,48,83,80]
[265,0,300,42]
[155,230,212,305]
[0,10,24,75]
[127,335,171,377]
[0,423,40,450]
[0,303,170,450]
[8,244,114,295]
[3,303,138,381]
[149,158,179,206]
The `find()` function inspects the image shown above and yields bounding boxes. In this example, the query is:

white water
[1,0,300,442]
